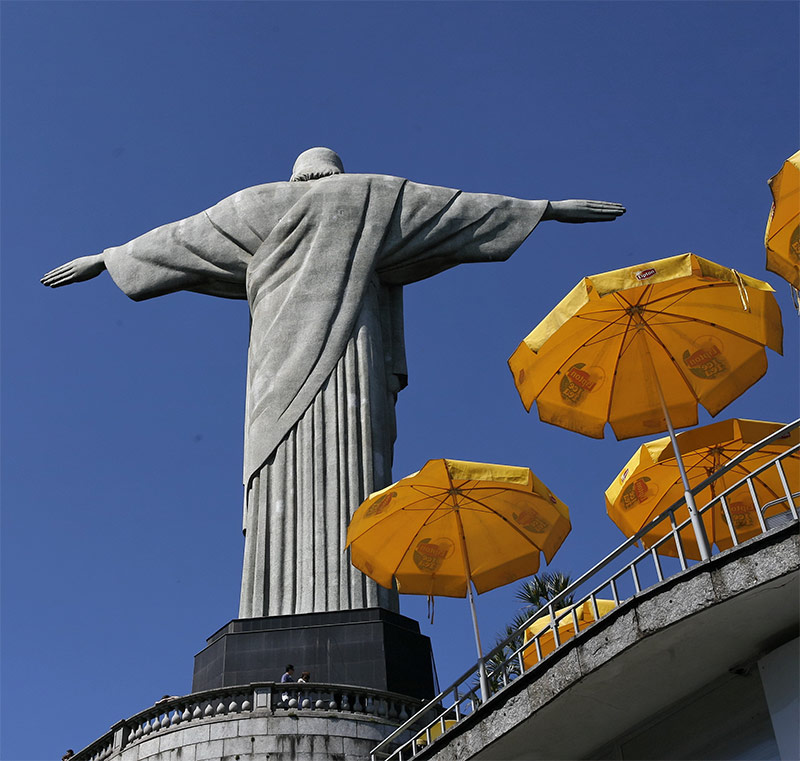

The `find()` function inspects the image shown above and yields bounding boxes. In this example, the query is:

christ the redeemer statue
[42,147,625,619]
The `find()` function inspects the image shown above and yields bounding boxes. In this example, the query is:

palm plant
[481,571,573,692]
[515,571,573,611]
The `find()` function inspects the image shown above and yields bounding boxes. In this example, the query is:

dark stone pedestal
[192,608,436,700]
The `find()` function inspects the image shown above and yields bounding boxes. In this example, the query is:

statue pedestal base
[192,607,436,700]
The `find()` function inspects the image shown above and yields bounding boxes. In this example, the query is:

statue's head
[290,147,344,182]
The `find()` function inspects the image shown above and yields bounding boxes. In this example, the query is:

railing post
[548,602,561,648]
[775,460,799,518]
[254,685,272,712]
[110,721,128,752]
[719,495,739,546]
[668,511,688,570]
[746,477,769,534]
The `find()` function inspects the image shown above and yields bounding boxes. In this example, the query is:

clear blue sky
[2,2,797,759]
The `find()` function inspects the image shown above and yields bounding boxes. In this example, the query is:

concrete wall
[759,637,800,761]
[113,711,409,761]
[592,668,780,760]
[418,524,798,761]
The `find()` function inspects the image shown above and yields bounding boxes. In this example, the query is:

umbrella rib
[455,491,553,548]
[638,281,739,310]
[390,486,449,511]
[458,482,530,500]
[610,285,650,310]
[573,312,630,327]
[647,307,774,349]
[581,323,631,348]
[597,309,636,425]
[629,287,722,327]
[617,282,764,325]
[353,488,459,579]
[643,283,771,343]
[441,471,539,592]
[406,484,454,502]
[575,293,630,338]
[636,320,704,407]
[540,310,633,389]
[347,487,452,546]
[639,285,699,311]
[722,463,784,500]
[655,449,791,504]
[624,284,775,411]
[768,217,798,238]
[555,290,637,346]
[347,495,437,545]
[403,488,457,523]
[601,286,716,421]
[421,503,463,528]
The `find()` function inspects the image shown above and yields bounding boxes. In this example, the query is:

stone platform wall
[114,711,408,761]
[74,683,423,761]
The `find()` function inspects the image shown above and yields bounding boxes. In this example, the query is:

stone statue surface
[42,147,625,618]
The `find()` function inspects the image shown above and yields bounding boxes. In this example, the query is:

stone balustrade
[72,682,424,761]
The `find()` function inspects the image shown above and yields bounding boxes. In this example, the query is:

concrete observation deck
[415,523,799,761]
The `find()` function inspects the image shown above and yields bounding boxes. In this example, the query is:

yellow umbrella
[606,418,799,560]
[523,598,617,670]
[346,458,571,698]
[509,253,783,559]
[765,150,800,292]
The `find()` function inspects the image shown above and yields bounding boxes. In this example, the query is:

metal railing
[71,681,424,761]
[371,418,800,761]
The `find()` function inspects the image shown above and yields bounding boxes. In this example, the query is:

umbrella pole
[467,582,490,703]
[650,373,713,561]
[635,321,712,561]
[452,502,490,702]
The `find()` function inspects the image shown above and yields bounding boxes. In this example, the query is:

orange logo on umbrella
[791,225,800,261]
[620,477,657,510]
[365,491,397,517]
[730,502,755,529]
[560,363,605,405]
[512,507,550,533]
[683,337,727,380]
[413,538,454,572]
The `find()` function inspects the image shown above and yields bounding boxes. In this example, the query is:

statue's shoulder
[219,175,410,210]
[348,173,407,188]
[324,174,409,196]
[211,181,310,213]
[232,181,297,200]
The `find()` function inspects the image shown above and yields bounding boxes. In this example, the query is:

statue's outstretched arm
[542,200,626,223]
[41,253,107,288]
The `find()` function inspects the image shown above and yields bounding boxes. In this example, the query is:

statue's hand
[544,200,626,223]
[41,254,106,288]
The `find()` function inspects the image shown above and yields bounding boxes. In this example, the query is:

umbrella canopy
[765,150,800,290]
[508,253,783,441]
[346,458,571,598]
[523,598,617,670]
[346,458,571,700]
[606,418,799,559]
[508,253,783,561]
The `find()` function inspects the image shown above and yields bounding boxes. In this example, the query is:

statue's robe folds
[103,174,547,617]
